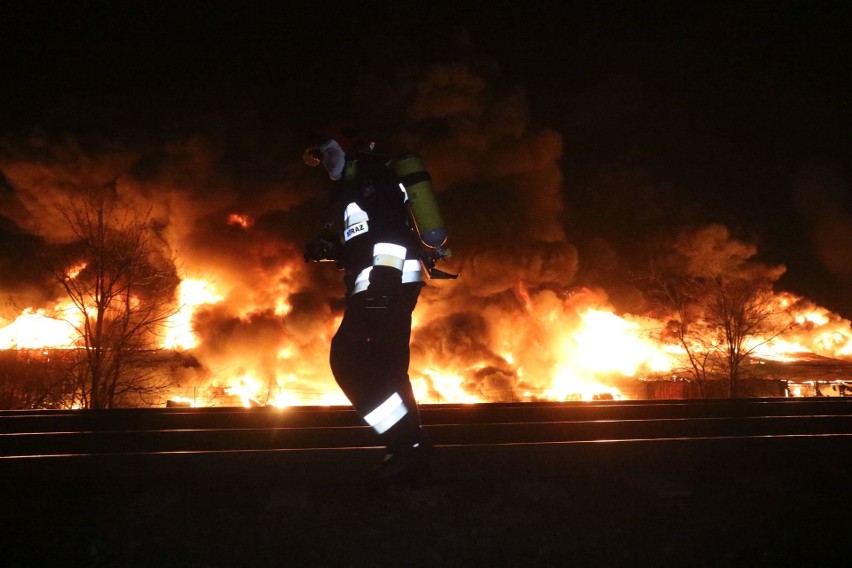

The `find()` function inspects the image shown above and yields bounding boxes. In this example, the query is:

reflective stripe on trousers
[329,283,423,442]
[364,392,409,434]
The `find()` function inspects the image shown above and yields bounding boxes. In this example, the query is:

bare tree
[648,272,795,397]
[52,188,180,409]
[703,275,795,397]
[644,226,796,398]
[647,274,717,397]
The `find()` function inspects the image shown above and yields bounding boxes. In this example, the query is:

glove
[304,237,339,262]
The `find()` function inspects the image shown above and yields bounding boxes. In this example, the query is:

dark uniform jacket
[330,152,424,301]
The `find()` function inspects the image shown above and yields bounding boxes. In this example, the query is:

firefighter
[303,132,432,486]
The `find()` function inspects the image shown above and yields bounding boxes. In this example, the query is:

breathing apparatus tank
[393,153,449,256]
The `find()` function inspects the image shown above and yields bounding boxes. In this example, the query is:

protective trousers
[330,283,424,451]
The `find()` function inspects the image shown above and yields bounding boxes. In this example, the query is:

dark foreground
[1,402,851,567]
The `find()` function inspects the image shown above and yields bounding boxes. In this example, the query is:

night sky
[1,1,851,316]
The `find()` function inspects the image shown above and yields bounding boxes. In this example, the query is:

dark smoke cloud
[457,243,578,298]
[673,224,786,282]
[0,216,54,312]
[0,58,612,399]
[793,162,852,279]
[636,223,787,290]
[347,63,586,396]
[0,134,138,241]
[386,65,575,282]
[0,60,672,397]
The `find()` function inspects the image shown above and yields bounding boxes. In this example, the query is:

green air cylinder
[393,153,447,249]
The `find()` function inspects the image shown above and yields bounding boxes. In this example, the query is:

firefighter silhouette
[303,131,448,485]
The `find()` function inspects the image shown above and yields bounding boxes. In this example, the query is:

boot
[370,437,434,489]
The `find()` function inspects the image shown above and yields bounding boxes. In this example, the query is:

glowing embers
[223,374,265,407]
[199,368,349,409]
[414,369,482,404]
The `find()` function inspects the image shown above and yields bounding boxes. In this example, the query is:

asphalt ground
[1,400,851,567]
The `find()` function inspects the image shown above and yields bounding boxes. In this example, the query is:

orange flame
[227,213,254,229]
[164,279,224,350]
[3,277,852,407]
[0,303,82,349]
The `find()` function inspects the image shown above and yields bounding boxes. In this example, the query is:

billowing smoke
[793,161,852,312]
[669,224,786,283]
[370,64,581,398]
[0,62,583,402]
[3,61,847,405]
